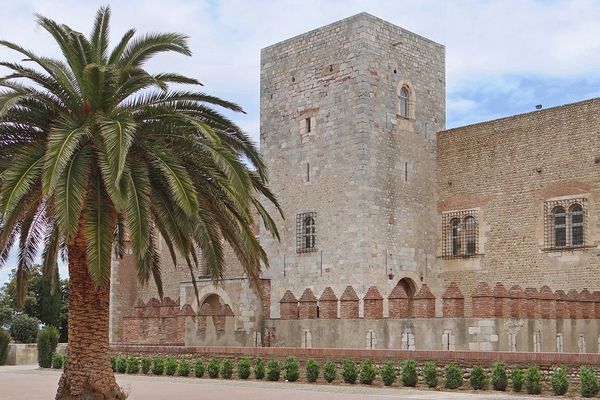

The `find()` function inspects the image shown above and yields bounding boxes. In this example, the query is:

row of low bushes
[109,355,600,397]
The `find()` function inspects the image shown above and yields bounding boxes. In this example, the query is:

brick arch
[192,286,234,313]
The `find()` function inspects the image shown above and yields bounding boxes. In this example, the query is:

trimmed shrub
[126,357,139,374]
[165,357,177,376]
[323,360,337,383]
[237,357,251,379]
[0,330,10,365]
[511,368,524,392]
[490,362,508,391]
[423,362,438,388]
[152,357,165,375]
[580,366,599,398]
[51,353,63,369]
[266,359,280,381]
[254,357,265,380]
[37,326,59,368]
[525,365,542,395]
[283,357,299,382]
[380,361,396,386]
[444,362,463,389]
[110,355,116,372]
[551,366,569,396]
[116,356,127,374]
[400,359,417,387]
[207,358,220,378]
[221,359,233,379]
[10,314,39,343]
[194,359,205,378]
[341,359,357,384]
[359,359,376,385]
[178,359,190,377]
[141,357,152,374]
[305,359,320,383]
[469,364,487,390]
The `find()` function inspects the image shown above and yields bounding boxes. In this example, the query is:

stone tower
[260,13,445,318]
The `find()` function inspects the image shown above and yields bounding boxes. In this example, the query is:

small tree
[207,358,220,378]
[444,363,463,389]
[341,359,358,384]
[380,361,396,386]
[469,365,487,390]
[221,359,233,379]
[254,357,265,380]
[237,357,251,379]
[359,360,376,385]
[305,359,320,383]
[490,362,508,391]
[323,360,337,383]
[9,314,39,343]
[525,365,542,395]
[423,362,438,388]
[283,357,299,382]
[177,359,190,377]
[551,366,569,396]
[400,359,418,387]
[36,326,59,368]
[194,359,205,378]
[266,359,280,381]
[580,366,599,398]
[511,368,524,392]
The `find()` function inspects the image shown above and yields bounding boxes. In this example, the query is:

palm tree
[0,7,280,399]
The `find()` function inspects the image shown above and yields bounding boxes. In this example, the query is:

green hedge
[0,330,10,365]
[36,326,59,368]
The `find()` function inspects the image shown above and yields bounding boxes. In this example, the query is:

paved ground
[0,365,559,400]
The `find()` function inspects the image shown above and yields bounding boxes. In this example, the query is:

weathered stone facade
[110,13,600,353]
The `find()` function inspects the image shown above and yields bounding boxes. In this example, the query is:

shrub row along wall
[280,282,600,320]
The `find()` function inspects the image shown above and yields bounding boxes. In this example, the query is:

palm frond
[55,148,90,241]
[90,6,110,63]
[119,33,191,68]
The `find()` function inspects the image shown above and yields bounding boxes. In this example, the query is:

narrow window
[451,218,461,256]
[306,162,310,182]
[464,216,476,255]
[297,212,317,253]
[553,206,566,247]
[404,162,408,182]
[304,216,315,249]
[571,204,584,246]
[305,118,311,133]
[399,87,409,118]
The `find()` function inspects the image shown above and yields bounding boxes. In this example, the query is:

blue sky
[1,0,600,285]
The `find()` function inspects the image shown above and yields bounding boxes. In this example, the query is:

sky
[1,0,600,285]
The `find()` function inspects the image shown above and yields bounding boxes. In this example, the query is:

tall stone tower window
[296,212,317,253]
[544,198,587,250]
[396,82,416,120]
[399,87,409,118]
[442,209,479,258]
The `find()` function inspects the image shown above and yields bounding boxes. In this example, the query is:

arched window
[296,212,317,253]
[553,206,566,247]
[571,204,584,246]
[399,86,409,118]
[451,218,461,256]
[304,216,315,249]
[464,216,477,255]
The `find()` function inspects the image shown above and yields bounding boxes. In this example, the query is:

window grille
[544,198,587,250]
[442,209,479,259]
[296,212,317,253]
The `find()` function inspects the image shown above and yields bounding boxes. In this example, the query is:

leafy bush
[126,357,139,374]
[9,314,39,343]
[401,359,418,387]
[51,353,64,369]
[221,359,233,379]
[178,359,190,377]
[511,368,524,392]
[380,361,396,386]
[207,358,220,378]
[36,326,59,368]
[110,355,116,372]
[254,357,265,380]
[305,359,320,383]
[152,357,165,375]
[525,365,542,395]
[491,362,507,391]
[266,359,280,381]
[283,357,299,382]
[323,360,337,383]
[341,359,357,384]
[469,365,487,390]
[194,359,205,378]
[141,357,151,374]
[237,357,251,379]
[359,359,376,385]
[116,356,127,373]
[444,362,463,389]
[423,361,438,388]
[551,366,569,396]
[165,357,177,376]
[0,330,10,366]
[580,366,599,398]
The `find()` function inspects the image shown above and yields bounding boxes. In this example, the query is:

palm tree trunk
[55,230,125,400]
